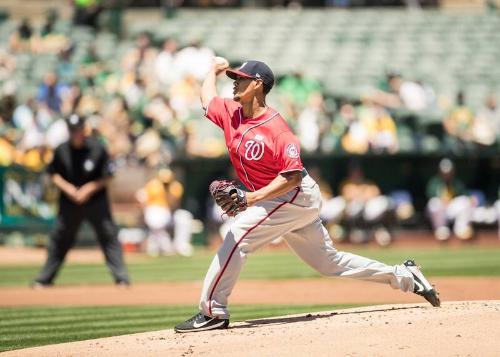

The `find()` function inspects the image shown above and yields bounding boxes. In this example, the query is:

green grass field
[1,245,499,352]
[0,304,358,352]
[1,246,499,287]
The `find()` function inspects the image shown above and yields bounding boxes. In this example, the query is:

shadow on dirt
[233,305,425,329]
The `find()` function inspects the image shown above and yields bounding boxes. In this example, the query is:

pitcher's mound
[4,301,500,357]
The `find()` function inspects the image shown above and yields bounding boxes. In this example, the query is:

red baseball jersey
[205,96,303,191]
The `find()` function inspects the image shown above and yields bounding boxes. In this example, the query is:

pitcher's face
[233,77,262,103]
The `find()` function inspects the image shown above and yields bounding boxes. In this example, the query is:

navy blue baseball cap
[226,60,275,90]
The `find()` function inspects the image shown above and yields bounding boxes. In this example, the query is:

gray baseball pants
[199,174,414,318]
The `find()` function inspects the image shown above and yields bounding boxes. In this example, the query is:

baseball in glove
[209,180,248,217]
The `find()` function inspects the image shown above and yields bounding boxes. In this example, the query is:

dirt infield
[1,277,500,307]
[2,301,499,357]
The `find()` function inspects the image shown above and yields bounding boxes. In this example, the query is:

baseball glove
[209,180,248,217]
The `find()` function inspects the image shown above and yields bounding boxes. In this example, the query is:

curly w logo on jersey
[244,139,265,161]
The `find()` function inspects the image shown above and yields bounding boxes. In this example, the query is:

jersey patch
[286,143,299,159]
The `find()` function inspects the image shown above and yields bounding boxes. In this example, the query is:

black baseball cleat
[115,280,131,288]
[174,313,229,333]
[403,260,441,307]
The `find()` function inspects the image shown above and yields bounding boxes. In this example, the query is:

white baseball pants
[199,175,415,319]
[427,196,474,237]
[144,206,193,256]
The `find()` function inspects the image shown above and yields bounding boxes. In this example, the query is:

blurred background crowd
[0,0,499,249]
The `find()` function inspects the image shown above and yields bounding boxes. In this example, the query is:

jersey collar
[239,107,275,122]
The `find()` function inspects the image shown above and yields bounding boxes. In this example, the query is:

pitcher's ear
[254,79,264,93]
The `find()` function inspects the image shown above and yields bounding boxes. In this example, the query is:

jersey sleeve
[205,96,239,129]
[274,131,303,174]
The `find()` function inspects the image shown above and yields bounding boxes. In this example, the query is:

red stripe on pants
[208,188,300,316]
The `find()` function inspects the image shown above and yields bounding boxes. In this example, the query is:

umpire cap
[66,114,86,130]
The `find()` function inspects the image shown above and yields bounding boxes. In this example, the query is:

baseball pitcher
[174,58,440,333]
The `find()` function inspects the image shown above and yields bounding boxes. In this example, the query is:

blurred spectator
[122,74,147,117]
[72,0,103,30]
[339,103,369,154]
[169,74,201,120]
[359,102,399,154]
[0,50,16,82]
[296,92,329,153]
[17,110,45,154]
[134,128,163,167]
[469,189,498,228]
[9,18,33,53]
[443,91,475,151]
[339,162,393,246]
[81,44,100,66]
[0,92,17,126]
[307,166,346,240]
[135,168,193,256]
[389,190,416,223]
[75,90,101,118]
[18,18,33,39]
[40,9,58,37]
[184,119,226,158]
[61,82,83,117]
[105,0,125,37]
[56,45,76,84]
[155,38,180,87]
[37,32,69,55]
[338,101,398,154]
[472,94,499,147]
[278,70,322,109]
[142,92,186,158]
[13,97,36,131]
[142,93,176,129]
[426,158,476,241]
[80,45,105,85]
[369,72,435,112]
[175,39,214,82]
[45,117,70,149]
[122,32,158,79]
[98,96,132,159]
[37,72,67,113]
[0,133,16,166]
[16,145,52,172]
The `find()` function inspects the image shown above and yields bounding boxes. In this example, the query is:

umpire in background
[32,114,130,287]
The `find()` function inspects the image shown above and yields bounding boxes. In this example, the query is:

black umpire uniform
[33,114,130,286]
